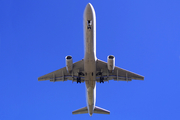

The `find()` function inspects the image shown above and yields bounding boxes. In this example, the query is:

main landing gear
[96,72,104,83]
[100,77,104,83]
[77,72,84,83]
[77,77,81,83]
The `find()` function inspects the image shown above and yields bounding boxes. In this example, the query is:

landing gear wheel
[100,77,104,83]
[77,77,81,83]
[78,72,84,76]
[96,72,102,76]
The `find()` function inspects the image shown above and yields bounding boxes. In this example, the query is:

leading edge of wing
[38,59,84,81]
[114,66,144,80]
[38,67,68,81]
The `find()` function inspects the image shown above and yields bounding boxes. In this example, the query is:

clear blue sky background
[1,0,180,120]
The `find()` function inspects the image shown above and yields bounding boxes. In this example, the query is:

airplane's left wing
[96,59,144,82]
[38,59,85,82]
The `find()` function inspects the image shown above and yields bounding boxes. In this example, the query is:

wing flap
[38,59,85,82]
[96,59,144,82]
[38,67,68,81]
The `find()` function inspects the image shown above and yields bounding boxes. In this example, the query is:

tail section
[72,107,88,114]
[72,106,110,115]
[94,106,110,114]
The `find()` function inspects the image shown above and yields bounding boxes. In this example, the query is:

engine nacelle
[65,55,73,73]
[107,55,115,72]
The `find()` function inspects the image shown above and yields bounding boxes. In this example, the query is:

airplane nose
[87,3,91,7]
[87,3,92,7]
[85,3,93,11]
[83,3,95,21]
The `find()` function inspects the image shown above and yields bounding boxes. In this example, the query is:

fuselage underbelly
[83,3,97,116]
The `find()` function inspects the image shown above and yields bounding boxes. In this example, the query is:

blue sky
[1,0,180,119]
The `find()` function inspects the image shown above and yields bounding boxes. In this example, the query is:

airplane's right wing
[38,59,85,82]
[96,59,144,82]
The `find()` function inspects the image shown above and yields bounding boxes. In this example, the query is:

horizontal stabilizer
[72,106,88,114]
[94,106,110,114]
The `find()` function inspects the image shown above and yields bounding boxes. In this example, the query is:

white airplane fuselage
[37,3,144,116]
[38,2,144,116]
[83,3,97,116]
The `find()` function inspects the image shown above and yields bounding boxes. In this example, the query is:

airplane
[38,3,144,116]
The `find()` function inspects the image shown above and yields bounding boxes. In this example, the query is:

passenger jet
[38,3,144,116]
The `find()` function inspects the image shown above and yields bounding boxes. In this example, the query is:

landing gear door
[87,20,92,29]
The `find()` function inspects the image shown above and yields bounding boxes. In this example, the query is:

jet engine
[66,55,73,73]
[107,55,115,72]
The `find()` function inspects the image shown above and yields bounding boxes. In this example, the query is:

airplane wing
[38,59,85,82]
[96,59,144,82]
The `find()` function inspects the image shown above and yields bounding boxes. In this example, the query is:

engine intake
[107,55,115,72]
[66,55,73,73]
